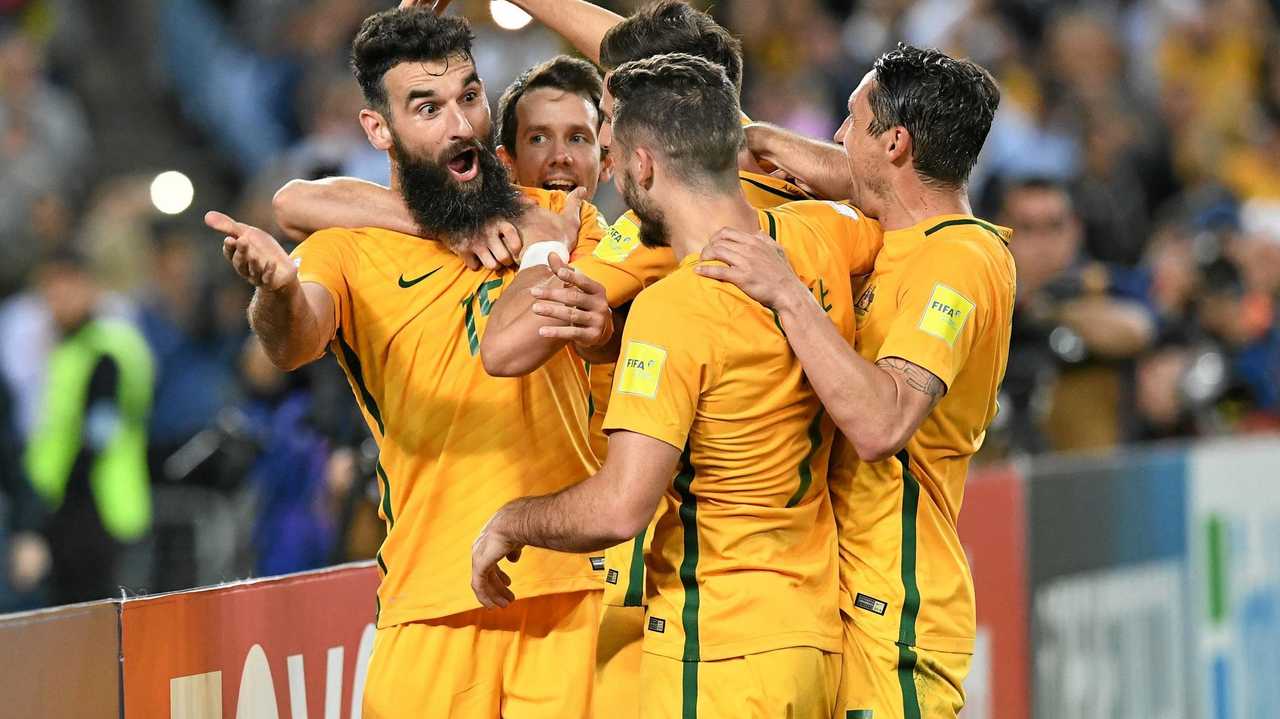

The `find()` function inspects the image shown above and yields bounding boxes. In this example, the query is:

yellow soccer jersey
[291,188,607,627]
[834,214,1015,654]
[601,203,882,661]
[582,171,813,457]
[595,173,821,607]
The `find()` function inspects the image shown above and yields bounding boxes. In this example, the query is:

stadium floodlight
[489,0,531,30]
[150,171,194,215]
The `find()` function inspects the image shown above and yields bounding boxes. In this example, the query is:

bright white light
[150,171,194,215]
[490,0,531,30]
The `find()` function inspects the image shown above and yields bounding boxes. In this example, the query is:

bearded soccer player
[205,10,615,717]
[696,45,1016,718]
[472,53,882,719]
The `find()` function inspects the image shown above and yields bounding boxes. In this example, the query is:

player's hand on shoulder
[206,210,298,292]
[530,254,614,348]
[455,219,523,271]
[696,226,806,310]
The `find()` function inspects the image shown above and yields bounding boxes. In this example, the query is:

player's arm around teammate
[698,230,940,461]
[472,430,676,608]
[271,176,526,271]
[743,122,856,203]
[479,190,620,375]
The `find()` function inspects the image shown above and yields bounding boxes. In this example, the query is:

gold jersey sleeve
[288,187,605,628]
[837,215,1015,654]
[600,208,855,660]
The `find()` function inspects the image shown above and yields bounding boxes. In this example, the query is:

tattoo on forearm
[876,357,945,400]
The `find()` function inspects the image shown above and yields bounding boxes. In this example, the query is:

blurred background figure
[994,178,1156,454]
[237,336,343,577]
[24,247,153,605]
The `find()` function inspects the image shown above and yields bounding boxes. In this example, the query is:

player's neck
[664,189,759,262]
[876,176,973,232]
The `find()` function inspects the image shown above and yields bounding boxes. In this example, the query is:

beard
[391,130,525,248]
[620,168,670,249]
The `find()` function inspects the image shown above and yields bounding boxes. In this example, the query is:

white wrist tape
[519,241,570,271]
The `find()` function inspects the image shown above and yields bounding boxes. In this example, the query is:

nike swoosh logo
[398,267,442,288]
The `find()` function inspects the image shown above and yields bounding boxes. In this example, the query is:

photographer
[996,177,1157,454]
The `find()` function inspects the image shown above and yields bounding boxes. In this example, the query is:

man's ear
[360,108,394,151]
[885,126,912,167]
[634,147,655,190]
[597,148,614,184]
[497,145,516,175]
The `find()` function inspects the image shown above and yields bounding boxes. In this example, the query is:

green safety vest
[25,318,154,542]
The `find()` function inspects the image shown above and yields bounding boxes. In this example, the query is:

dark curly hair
[608,53,742,191]
[497,56,603,157]
[350,8,475,114]
[600,1,743,93]
[866,43,1001,189]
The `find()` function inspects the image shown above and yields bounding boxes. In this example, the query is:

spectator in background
[997,178,1157,454]
[24,248,154,604]
[238,337,340,576]
[138,221,244,483]
[0,23,91,293]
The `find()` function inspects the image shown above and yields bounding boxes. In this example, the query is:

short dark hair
[600,1,743,93]
[867,43,1000,189]
[350,9,475,113]
[497,56,604,157]
[609,53,743,191]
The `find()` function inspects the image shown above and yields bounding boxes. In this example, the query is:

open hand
[531,254,613,347]
[695,226,807,309]
[456,219,523,271]
[206,211,298,291]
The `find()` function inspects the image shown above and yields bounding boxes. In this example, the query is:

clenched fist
[206,211,298,291]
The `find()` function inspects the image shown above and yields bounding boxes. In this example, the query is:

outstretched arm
[744,123,854,202]
[507,0,624,64]
[207,211,335,371]
[471,430,679,608]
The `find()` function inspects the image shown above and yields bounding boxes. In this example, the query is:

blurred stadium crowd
[0,0,1277,610]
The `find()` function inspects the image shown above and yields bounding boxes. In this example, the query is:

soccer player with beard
[472,54,883,719]
[204,10,612,717]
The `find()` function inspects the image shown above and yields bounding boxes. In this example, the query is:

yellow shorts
[594,604,645,719]
[842,619,971,719]
[640,647,843,719]
[362,590,601,719]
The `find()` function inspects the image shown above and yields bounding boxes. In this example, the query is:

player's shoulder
[906,217,1016,293]
[770,199,872,227]
[634,260,724,309]
[913,217,1013,268]
[587,211,644,264]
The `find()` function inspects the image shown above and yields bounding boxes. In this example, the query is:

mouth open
[541,178,579,192]
[447,148,480,183]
